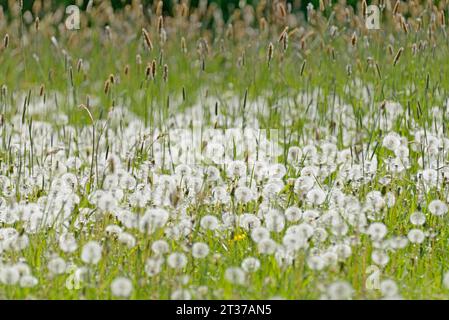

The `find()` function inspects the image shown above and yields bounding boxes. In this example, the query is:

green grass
[1,1,449,300]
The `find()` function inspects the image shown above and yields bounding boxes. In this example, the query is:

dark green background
[0,0,360,20]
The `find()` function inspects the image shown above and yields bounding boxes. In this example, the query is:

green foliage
[1,0,449,300]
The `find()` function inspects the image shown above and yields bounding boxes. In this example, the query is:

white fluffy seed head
[167,252,188,269]
[428,200,448,216]
[224,267,245,285]
[241,257,260,272]
[407,229,425,244]
[285,206,302,222]
[81,241,102,264]
[409,212,426,226]
[327,281,353,300]
[192,242,209,259]
[111,277,133,298]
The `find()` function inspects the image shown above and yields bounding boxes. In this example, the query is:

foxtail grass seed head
[163,64,168,83]
[104,80,110,94]
[267,42,274,66]
[351,32,357,47]
[77,59,83,73]
[157,16,164,35]
[151,59,157,79]
[400,16,409,34]
[393,47,404,66]
[145,63,151,79]
[278,3,287,18]
[156,0,163,16]
[3,33,9,49]
[362,0,367,16]
[142,28,153,51]
[278,27,288,42]
[282,33,288,52]
[300,59,306,76]
[393,0,400,16]
[279,27,289,52]
[35,17,39,31]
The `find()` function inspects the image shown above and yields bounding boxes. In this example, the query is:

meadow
[1,0,449,299]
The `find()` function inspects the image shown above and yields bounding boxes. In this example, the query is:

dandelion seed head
[407,229,425,244]
[428,200,448,216]
[111,277,133,298]
[167,252,188,269]
[410,212,426,226]
[81,241,102,265]
[224,267,246,285]
[327,281,353,300]
[192,242,209,259]
[241,257,260,272]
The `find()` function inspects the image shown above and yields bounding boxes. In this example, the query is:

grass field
[1,0,449,299]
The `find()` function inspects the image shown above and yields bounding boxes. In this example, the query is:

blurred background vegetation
[0,0,360,20]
